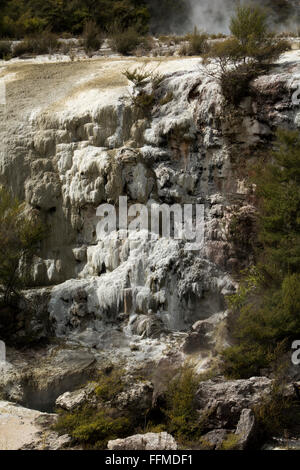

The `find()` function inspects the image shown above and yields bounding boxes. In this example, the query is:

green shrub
[54,406,132,449]
[204,5,289,103]
[253,381,300,442]
[203,38,246,72]
[122,67,152,86]
[131,90,155,116]
[0,41,11,60]
[82,20,102,55]
[186,28,208,56]
[95,368,125,402]
[220,63,261,105]
[230,4,267,49]
[13,32,59,57]
[109,26,141,55]
[164,363,200,441]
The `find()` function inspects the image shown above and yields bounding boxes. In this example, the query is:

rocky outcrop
[107,432,177,450]
[196,376,272,429]
[0,347,96,412]
[1,52,299,365]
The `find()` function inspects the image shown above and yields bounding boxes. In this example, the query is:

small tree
[222,130,300,379]
[0,188,46,305]
[204,4,289,104]
[230,5,267,49]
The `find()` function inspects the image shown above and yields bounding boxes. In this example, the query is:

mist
[188,0,235,34]
[187,0,300,34]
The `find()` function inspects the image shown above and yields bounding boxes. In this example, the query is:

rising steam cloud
[187,0,300,33]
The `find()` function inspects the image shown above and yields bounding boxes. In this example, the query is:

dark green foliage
[163,363,201,442]
[256,130,300,276]
[95,368,125,402]
[254,380,300,441]
[0,188,46,305]
[0,40,11,59]
[54,406,132,449]
[220,63,261,105]
[0,0,150,38]
[204,5,290,104]
[222,131,300,379]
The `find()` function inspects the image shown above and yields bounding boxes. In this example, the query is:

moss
[95,368,125,402]
[220,433,240,450]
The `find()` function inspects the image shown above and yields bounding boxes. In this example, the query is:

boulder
[200,429,231,450]
[107,432,177,450]
[235,408,256,450]
[114,381,153,412]
[196,376,272,428]
[55,383,96,411]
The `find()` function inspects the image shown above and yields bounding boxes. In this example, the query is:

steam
[188,0,236,34]
[187,0,300,34]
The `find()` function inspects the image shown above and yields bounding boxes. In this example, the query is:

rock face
[107,432,178,450]
[0,51,300,449]
[196,376,272,429]
[0,347,96,412]
[2,52,299,363]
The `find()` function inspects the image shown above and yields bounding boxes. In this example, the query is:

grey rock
[196,377,272,428]
[235,408,256,450]
[107,432,177,450]
[114,381,153,412]
[200,429,231,450]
